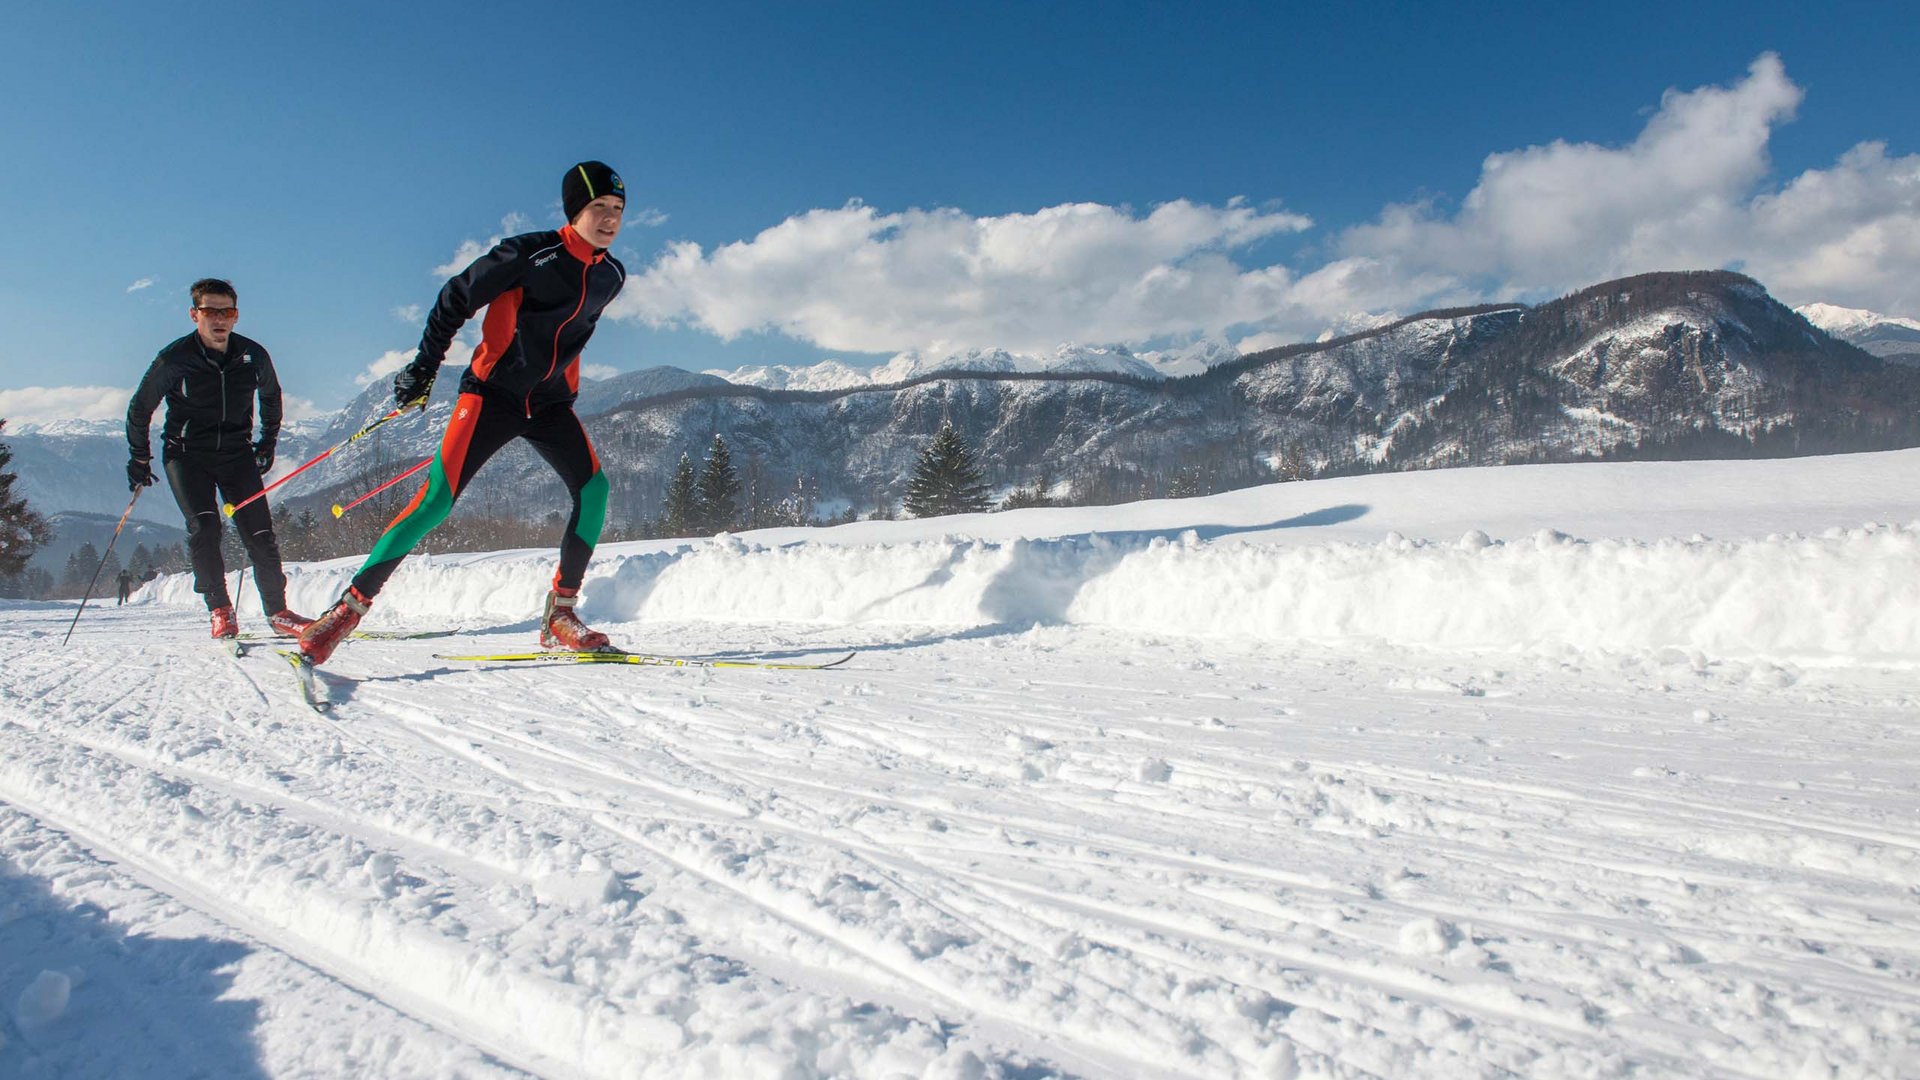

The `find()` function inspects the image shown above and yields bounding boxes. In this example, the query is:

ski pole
[222,395,429,519]
[333,458,430,518]
[62,488,142,646]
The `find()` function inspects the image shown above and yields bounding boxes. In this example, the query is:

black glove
[254,440,275,475]
[127,456,155,492]
[394,363,435,409]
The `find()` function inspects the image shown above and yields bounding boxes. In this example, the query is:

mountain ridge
[8,271,1918,531]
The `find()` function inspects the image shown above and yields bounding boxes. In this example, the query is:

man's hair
[190,278,237,306]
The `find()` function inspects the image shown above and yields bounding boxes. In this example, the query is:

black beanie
[563,161,626,222]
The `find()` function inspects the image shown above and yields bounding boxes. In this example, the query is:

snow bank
[144,520,1920,665]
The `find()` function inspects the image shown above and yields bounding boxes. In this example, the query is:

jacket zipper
[530,259,593,417]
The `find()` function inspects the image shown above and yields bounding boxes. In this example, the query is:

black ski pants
[164,451,289,612]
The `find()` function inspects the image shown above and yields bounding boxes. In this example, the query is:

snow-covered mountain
[11,273,1920,533]
[705,339,1244,391]
[1795,301,1920,364]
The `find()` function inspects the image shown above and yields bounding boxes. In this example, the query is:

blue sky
[2,0,1916,422]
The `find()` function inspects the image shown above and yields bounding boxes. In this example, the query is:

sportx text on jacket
[414,224,627,416]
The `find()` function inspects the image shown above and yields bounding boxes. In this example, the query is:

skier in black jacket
[126,278,311,641]
[300,161,629,664]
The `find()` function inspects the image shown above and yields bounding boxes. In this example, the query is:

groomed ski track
[7,451,1920,1078]
[6,601,1917,1078]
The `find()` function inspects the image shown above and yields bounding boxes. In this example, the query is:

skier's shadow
[412,620,855,666]
[0,866,270,1077]
[348,667,461,687]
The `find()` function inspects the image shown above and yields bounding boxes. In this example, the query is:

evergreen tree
[776,475,817,527]
[999,479,1056,511]
[696,434,741,533]
[904,423,990,518]
[0,419,53,579]
[64,542,101,593]
[661,453,700,536]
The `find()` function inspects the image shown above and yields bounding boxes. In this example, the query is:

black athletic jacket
[414,224,627,415]
[127,332,281,461]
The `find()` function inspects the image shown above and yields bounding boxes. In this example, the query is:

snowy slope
[5,451,1919,1078]
[704,340,1240,391]
[1797,301,1920,364]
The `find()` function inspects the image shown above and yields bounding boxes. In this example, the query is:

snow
[1796,301,1920,337]
[704,340,1242,391]
[6,450,1920,1078]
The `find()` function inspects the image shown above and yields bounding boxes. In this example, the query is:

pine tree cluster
[0,419,54,594]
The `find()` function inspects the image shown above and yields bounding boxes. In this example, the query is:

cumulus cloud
[611,198,1314,353]
[356,333,477,387]
[432,213,535,277]
[0,385,130,424]
[1338,53,1920,315]
[126,278,154,293]
[281,395,327,422]
[580,363,618,381]
[356,348,417,387]
[605,54,1920,355]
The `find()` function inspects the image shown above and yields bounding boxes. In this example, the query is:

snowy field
[4,451,1920,1079]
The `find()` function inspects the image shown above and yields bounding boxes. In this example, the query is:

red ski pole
[222,395,428,519]
[332,458,430,518]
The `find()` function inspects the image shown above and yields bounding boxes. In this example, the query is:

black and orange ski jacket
[414,224,627,415]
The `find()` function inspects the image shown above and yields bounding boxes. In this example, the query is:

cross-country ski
[275,647,330,712]
[432,648,856,670]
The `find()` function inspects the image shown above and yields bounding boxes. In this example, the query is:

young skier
[299,161,629,664]
[126,278,312,639]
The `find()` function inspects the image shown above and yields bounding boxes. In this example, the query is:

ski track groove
[0,777,567,1080]
[4,608,1916,1077]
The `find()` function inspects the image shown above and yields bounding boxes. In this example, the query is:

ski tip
[220,503,236,517]
[331,504,345,518]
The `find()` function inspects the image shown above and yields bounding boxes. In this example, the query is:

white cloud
[611,198,1315,353]
[1337,53,1920,314]
[0,385,130,424]
[431,240,493,280]
[432,213,536,277]
[580,363,618,381]
[357,333,478,387]
[281,396,327,423]
[393,304,423,324]
[606,54,1920,355]
[126,278,154,293]
[629,207,669,228]
[356,348,417,387]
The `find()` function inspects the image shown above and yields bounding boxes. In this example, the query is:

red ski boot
[269,609,314,637]
[209,605,238,640]
[299,587,370,665]
[540,587,610,651]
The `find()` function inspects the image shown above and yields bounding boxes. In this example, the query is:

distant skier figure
[115,569,133,605]
[126,278,312,641]
[300,161,629,664]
